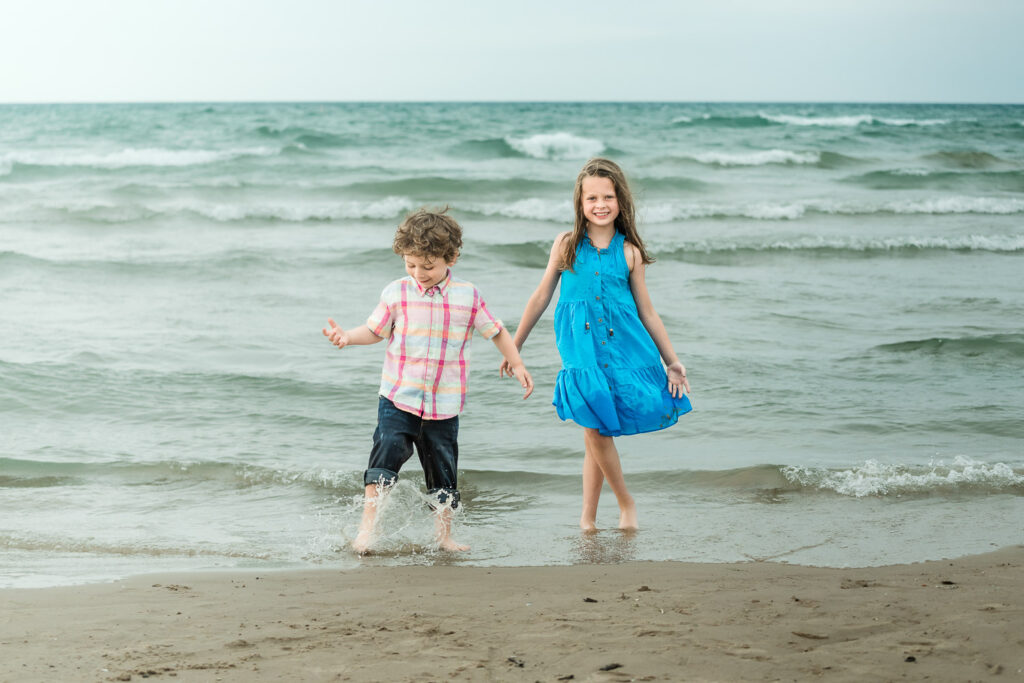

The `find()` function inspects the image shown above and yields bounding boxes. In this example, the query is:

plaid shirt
[367,270,503,419]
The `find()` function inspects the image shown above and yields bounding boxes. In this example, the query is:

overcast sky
[2,0,1022,103]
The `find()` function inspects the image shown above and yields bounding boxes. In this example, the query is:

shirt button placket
[423,287,436,415]
[595,249,610,370]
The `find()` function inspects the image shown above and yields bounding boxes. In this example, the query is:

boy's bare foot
[437,538,470,552]
[618,502,638,530]
[580,517,598,532]
[352,530,373,555]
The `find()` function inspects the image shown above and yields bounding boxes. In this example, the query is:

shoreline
[2,547,1021,682]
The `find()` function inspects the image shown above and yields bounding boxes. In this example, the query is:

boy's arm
[322,318,385,349]
[491,328,534,399]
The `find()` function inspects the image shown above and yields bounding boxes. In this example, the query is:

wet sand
[2,546,1022,682]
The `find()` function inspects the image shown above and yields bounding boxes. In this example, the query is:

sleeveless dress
[552,231,692,437]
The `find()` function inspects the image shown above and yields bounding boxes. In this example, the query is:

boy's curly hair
[392,207,463,264]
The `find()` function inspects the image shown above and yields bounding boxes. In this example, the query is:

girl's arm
[498,233,568,376]
[626,244,691,397]
[322,318,385,349]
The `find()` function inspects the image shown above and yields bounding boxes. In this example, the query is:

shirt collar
[413,268,452,297]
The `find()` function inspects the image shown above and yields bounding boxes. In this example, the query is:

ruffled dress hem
[552,365,693,437]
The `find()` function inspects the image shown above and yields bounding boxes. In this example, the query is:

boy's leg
[415,415,467,551]
[353,483,384,555]
[355,397,419,553]
[582,427,638,530]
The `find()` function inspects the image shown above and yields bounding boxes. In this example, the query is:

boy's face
[403,253,453,290]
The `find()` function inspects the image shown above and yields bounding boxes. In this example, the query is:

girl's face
[580,175,619,230]
[403,253,453,289]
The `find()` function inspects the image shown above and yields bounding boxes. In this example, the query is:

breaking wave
[505,132,606,160]
[0,147,279,170]
[672,112,954,128]
[781,457,1024,498]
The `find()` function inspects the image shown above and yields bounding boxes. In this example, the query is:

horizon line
[2,99,1023,106]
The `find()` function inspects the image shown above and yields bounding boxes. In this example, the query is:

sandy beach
[1,546,1021,682]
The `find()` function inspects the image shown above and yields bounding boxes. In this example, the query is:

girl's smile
[581,176,619,229]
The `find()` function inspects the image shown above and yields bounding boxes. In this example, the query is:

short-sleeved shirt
[367,270,503,420]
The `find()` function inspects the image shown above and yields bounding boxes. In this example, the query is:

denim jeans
[364,396,460,509]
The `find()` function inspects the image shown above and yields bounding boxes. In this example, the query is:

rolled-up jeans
[363,396,460,509]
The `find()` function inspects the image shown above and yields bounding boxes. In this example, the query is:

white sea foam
[465,198,573,222]
[150,196,415,222]
[641,196,1024,223]
[691,149,820,166]
[883,196,1024,215]
[781,457,1024,497]
[877,117,950,126]
[506,132,605,160]
[679,234,1024,253]
[0,147,279,169]
[761,113,949,127]
[761,113,876,127]
[43,198,120,213]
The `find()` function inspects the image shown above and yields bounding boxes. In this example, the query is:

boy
[323,208,533,554]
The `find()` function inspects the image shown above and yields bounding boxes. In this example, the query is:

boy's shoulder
[378,276,420,301]
[445,273,480,291]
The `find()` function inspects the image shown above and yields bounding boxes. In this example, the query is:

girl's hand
[667,362,690,397]
[322,318,350,349]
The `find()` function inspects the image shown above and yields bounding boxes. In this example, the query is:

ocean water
[1,102,1022,588]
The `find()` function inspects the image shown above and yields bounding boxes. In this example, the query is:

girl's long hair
[561,157,654,272]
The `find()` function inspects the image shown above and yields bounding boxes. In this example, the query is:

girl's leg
[580,441,604,531]
[582,427,638,530]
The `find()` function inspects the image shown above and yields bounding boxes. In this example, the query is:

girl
[501,157,692,531]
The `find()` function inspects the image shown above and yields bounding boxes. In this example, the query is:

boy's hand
[505,364,534,399]
[666,361,690,398]
[322,318,351,349]
[498,359,515,379]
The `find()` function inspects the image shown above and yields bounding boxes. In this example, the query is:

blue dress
[552,231,692,437]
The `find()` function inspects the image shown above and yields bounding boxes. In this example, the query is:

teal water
[1,103,1023,587]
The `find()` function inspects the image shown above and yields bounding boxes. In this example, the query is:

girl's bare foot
[438,537,470,552]
[618,500,638,530]
[580,517,598,532]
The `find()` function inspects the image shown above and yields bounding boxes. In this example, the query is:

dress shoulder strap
[613,231,630,274]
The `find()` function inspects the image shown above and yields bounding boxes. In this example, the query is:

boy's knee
[364,468,399,489]
[428,487,460,510]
